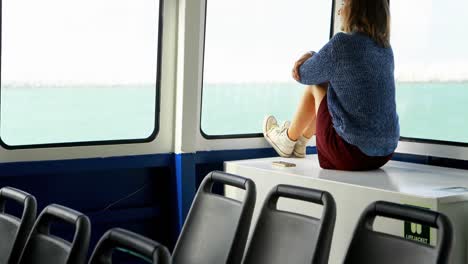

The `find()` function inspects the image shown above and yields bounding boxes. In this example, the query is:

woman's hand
[292,52,314,82]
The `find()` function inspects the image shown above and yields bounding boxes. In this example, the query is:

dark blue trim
[392,153,429,165]
[174,153,197,230]
[194,146,317,164]
[0,153,173,176]
[392,153,468,170]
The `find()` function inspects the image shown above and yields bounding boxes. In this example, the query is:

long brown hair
[342,0,391,48]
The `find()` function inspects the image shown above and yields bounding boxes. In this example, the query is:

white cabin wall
[174,0,204,154]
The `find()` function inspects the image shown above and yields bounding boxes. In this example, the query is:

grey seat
[171,171,256,264]
[18,204,91,264]
[0,187,37,264]
[344,201,453,264]
[89,228,170,264]
[242,185,336,264]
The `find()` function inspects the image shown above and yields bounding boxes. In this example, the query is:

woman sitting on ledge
[263,0,400,171]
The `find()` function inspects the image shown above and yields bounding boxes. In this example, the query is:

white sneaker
[293,135,311,158]
[263,116,296,157]
[280,121,310,158]
[281,121,291,130]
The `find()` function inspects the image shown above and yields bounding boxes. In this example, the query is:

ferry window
[1,0,161,147]
[391,0,468,144]
[201,0,334,137]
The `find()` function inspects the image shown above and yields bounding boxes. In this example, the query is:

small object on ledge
[272,161,296,168]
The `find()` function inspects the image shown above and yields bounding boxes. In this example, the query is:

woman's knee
[307,84,327,95]
[305,85,315,95]
[309,85,327,107]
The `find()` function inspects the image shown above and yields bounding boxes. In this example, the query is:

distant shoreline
[2,80,468,89]
[1,83,156,89]
[202,81,468,87]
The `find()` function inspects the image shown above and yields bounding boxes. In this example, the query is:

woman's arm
[292,52,314,81]
[294,40,335,85]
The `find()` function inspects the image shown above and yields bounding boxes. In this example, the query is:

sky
[204,0,333,83]
[391,0,468,82]
[204,0,468,83]
[1,0,159,84]
[2,0,468,84]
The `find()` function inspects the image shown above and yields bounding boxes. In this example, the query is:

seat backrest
[88,228,170,264]
[243,185,336,264]
[18,204,91,264]
[344,201,453,264]
[0,187,37,264]
[172,171,256,264]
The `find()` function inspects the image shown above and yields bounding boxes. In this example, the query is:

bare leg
[288,84,328,140]
[302,117,317,139]
[311,84,327,113]
[287,86,317,141]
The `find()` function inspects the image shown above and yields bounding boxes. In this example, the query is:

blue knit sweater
[299,32,400,156]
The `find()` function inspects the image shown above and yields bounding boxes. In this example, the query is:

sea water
[1,82,467,146]
[201,82,468,143]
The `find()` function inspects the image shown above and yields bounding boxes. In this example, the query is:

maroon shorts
[316,95,392,171]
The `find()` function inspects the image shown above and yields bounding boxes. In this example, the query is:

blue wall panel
[173,154,197,230]
[0,158,176,262]
[0,146,467,263]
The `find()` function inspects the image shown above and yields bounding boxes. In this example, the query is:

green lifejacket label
[404,221,430,245]
[403,204,431,245]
